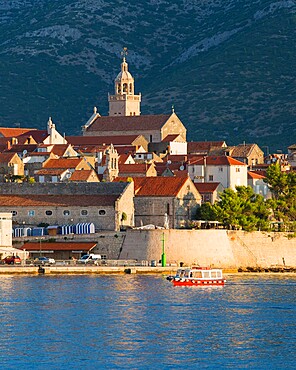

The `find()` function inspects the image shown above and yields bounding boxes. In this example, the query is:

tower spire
[108,47,141,116]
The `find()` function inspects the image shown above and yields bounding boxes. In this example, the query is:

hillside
[0,0,295,151]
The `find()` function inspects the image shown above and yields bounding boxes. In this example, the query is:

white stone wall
[120,229,296,268]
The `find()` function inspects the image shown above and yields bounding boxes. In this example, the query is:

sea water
[0,274,295,369]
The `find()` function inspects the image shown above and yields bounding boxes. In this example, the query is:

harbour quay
[0,264,180,275]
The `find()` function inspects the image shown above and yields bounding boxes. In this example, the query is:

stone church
[82,50,187,144]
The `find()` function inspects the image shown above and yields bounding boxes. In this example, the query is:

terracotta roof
[155,162,186,175]
[43,158,84,169]
[194,182,221,193]
[76,145,106,154]
[86,114,171,132]
[230,144,259,157]
[165,155,188,163]
[188,141,227,154]
[248,171,266,179]
[4,144,38,153]
[21,242,96,252]
[133,177,189,196]
[26,152,54,157]
[114,145,137,154]
[0,127,36,137]
[35,168,68,176]
[0,194,118,206]
[162,134,182,142]
[51,144,73,157]
[0,152,17,163]
[67,135,146,146]
[189,156,247,166]
[70,170,99,181]
[18,130,49,144]
[118,154,134,164]
[119,163,153,174]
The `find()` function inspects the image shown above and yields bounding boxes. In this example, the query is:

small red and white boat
[167,266,226,287]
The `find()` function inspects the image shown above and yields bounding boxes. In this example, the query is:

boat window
[217,271,222,278]
[211,271,217,278]
[203,271,210,278]
[192,271,202,278]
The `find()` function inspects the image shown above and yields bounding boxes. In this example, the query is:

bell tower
[108,48,141,116]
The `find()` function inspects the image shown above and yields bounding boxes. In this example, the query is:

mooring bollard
[38,265,45,274]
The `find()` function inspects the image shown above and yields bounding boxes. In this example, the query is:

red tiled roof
[230,144,261,157]
[0,127,36,137]
[187,141,227,154]
[43,158,84,169]
[51,144,73,157]
[18,130,49,144]
[133,177,189,196]
[70,170,99,181]
[0,194,118,206]
[189,156,247,166]
[21,242,96,252]
[67,135,146,146]
[119,163,153,174]
[35,168,68,176]
[194,182,221,193]
[248,171,266,179]
[114,145,137,155]
[4,144,38,153]
[162,134,182,142]
[0,152,17,163]
[86,114,171,132]
[118,154,133,164]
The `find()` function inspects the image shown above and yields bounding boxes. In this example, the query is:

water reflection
[0,274,295,369]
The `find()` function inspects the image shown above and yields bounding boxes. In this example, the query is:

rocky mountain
[0,0,295,151]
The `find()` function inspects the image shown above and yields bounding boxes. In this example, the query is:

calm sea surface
[0,273,295,369]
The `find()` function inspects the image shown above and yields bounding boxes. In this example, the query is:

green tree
[265,164,296,224]
[213,186,270,231]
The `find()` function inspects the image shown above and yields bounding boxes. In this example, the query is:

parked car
[1,255,21,265]
[77,254,101,265]
[34,257,55,266]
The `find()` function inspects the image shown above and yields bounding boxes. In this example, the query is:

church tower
[108,48,141,117]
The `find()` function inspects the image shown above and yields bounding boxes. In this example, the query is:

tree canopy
[196,186,270,231]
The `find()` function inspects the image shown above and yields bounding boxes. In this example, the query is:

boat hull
[172,278,226,287]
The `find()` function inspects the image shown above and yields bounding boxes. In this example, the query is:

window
[99,210,106,216]
[219,167,223,172]
[45,210,53,216]
[236,168,240,172]
[63,210,70,216]
[209,175,213,181]
[81,210,88,216]
[28,210,35,217]
[12,211,17,216]
[166,204,170,215]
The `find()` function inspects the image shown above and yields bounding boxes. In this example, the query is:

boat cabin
[176,267,223,280]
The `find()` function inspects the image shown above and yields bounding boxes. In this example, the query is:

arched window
[123,83,128,93]
[129,83,133,93]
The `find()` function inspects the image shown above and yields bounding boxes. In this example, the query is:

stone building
[133,176,201,228]
[0,152,25,181]
[82,51,187,144]
[188,156,248,190]
[226,143,264,167]
[0,182,134,231]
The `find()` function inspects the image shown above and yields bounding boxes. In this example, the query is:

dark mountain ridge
[0,0,295,151]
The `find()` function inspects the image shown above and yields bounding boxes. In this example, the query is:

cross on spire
[121,47,128,62]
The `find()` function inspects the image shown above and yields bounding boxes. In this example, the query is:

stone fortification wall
[228,231,296,268]
[120,229,296,268]
[0,182,129,195]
